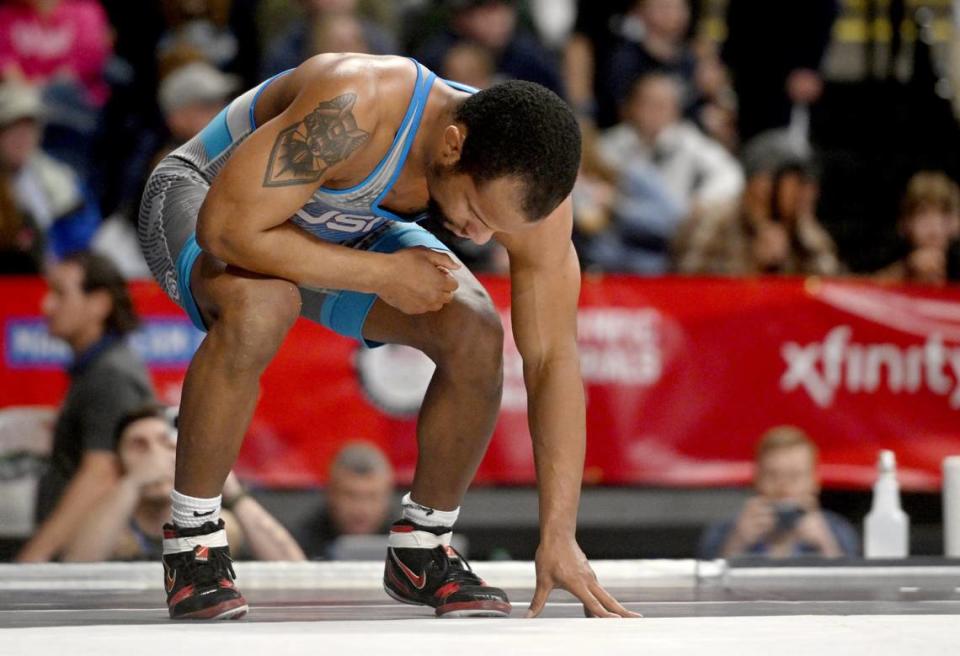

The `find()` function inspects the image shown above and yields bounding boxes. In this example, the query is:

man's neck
[644,33,681,62]
[408,86,462,176]
[69,325,106,356]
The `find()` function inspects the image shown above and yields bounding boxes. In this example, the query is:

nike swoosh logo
[165,568,176,593]
[390,548,426,590]
[193,510,215,517]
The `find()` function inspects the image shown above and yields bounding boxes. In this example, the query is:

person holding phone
[699,426,859,559]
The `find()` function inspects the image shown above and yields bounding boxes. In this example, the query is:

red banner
[3,276,960,491]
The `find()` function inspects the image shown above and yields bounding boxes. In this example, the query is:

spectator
[441,42,496,90]
[0,0,113,171]
[875,172,960,286]
[261,0,397,79]
[586,72,743,274]
[297,442,394,560]
[17,253,154,562]
[571,119,617,253]
[160,62,240,158]
[0,82,101,267]
[723,0,838,142]
[417,0,565,97]
[93,62,239,281]
[156,0,261,86]
[678,158,840,276]
[0,165,40,274]
[64,405,305,561]
[699,426,859,559]
[564,0,633,124]
[605,0,697,118]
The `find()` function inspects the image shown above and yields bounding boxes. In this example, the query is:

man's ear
[439,124,466,166]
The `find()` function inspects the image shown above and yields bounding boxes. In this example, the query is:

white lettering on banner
[295,209,383,233]
[500,308,663,410]
[781,325,960,409]
[577,309,661,384]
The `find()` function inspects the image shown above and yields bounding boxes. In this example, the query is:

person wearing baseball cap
[158,62,241,148]
[0,82,100,271]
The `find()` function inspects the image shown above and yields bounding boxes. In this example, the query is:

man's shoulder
[80,340,150,386]
[295,54,413,97]
[290,54,418,130]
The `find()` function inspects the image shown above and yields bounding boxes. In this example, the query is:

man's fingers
[440,272,459,293]
[424,249,461,270]
[572,585,618,618]
[590,581,642,618]
[525,581,552,618]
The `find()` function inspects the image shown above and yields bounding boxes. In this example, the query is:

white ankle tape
[400,492,459,528]
[162,529,228,555]
[388,528,452,549]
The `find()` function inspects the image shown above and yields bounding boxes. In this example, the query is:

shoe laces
[435,545,483,587]
[182,548,236,586]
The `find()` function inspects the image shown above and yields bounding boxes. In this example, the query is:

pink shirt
[0,0,112,106]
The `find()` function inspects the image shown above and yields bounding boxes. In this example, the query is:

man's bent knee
[432,285,504,383]
[212,277,302,371]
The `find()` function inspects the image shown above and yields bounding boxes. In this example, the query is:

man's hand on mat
[526,537,641,619]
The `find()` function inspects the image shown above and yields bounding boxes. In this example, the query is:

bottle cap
[879,450,896,473]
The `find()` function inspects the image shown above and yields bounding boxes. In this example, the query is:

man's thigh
[298,221,478,349]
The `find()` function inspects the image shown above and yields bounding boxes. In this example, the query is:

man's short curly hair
[454,80,581,221]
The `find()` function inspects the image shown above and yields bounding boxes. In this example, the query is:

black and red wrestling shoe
[383,520,512,618]
[162,519,248,620]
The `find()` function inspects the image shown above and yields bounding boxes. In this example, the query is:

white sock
[171,489,222,528]
[400,492,459,529]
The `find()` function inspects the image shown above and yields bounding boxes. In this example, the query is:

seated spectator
[605,0,697,115]
[297,442,394,560]
[564,0,633,125]
[17,253,154,562]
[874,171,960,286]
[0,82,101,266]
[699,426,859,559]
[64,405,305,561]
[156,0,261,86]
[571,119,618,245]
[261,0,397,78]
[93,61,238,280]
[586,72,743,274]
[417,0,565,97]
[442,42,496,90]
[678,157,841,276]
[0,0,113,170]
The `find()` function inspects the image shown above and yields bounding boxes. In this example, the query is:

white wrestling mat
[2,559,960,655]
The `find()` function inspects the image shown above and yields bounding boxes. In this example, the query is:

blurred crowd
[0,0,956,284]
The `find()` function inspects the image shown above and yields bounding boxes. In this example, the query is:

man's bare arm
[195,58,458,312]
[499,198,637,618]
[197,60,382,290]
[17,452,118,562]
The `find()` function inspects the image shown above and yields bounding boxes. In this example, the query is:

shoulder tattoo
[262,92,370,187]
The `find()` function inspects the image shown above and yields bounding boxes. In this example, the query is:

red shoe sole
[435,599,512,618]
[171,597,249,620]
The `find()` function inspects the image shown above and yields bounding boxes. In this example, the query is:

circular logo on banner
[355,344,437,417]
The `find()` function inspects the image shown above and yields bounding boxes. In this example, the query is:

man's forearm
[62,479,140,561]
[18,464,117,562]
[524,352,586,540]
[200,219,385,293]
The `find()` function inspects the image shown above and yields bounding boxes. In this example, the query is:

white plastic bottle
[864,450,910,558]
